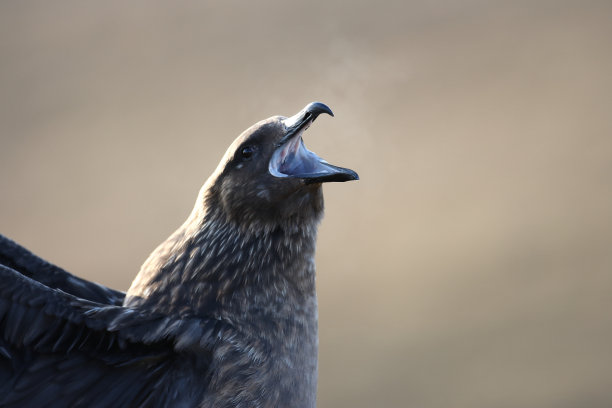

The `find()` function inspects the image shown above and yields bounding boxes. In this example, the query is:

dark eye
[240,145,257,160]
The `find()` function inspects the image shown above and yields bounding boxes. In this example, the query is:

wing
[0,264,226,407]
[0,234,124,305]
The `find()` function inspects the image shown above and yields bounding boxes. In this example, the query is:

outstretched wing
[0,264,224,407]
[0,234,124,305]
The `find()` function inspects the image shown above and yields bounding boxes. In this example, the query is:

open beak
[268,102,359,184]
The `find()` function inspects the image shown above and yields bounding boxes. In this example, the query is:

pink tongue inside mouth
[270,117,334,178]
[278,136,303,174]
[269,132,329,178]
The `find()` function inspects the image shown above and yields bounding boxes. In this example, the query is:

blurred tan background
[1,1,612,407]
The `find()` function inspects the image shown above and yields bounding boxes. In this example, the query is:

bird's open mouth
[268,102,359,184]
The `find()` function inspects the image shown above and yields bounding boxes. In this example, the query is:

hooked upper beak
[268,102,359,184]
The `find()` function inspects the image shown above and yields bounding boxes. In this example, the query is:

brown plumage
[0,102,357,407]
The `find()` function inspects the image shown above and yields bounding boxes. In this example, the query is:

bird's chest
[204,308,318,408]
[268,316,319,407]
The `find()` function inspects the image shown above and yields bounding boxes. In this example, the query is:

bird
[0,102,358,408]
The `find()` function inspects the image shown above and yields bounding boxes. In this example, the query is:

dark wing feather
[0,264,222,407]
[0,234,124,305]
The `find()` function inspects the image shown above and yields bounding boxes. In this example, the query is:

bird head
[203,102,358,228]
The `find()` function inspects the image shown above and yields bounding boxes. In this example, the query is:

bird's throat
[124,204,320,319]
